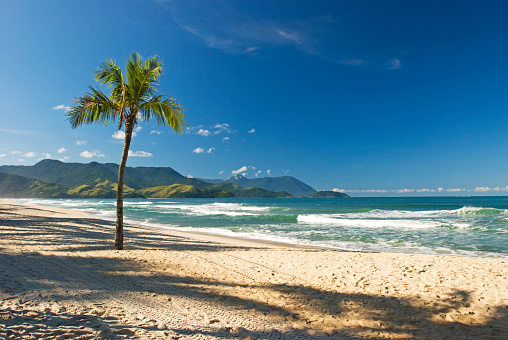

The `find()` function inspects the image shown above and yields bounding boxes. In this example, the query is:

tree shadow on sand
[1,205,507,339]
[1,249,507,339]
[0,207,260,252]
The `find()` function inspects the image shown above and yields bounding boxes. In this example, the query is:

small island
[309,190,350,198]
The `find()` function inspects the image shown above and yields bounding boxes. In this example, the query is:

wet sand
[0,202,507,339]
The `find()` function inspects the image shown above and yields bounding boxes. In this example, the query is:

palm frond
[94,59,122,87]
[140,96,187,133]
[67,86,118,128]
[126,52,163,109]
[125,52,142,94]
[70,52,185,133]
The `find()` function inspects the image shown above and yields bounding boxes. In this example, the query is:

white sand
[0,202,507,339]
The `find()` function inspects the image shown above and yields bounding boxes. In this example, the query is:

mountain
[309,190,350,198]
[0,172,69,198]
[136,184,234,198]
[0,160,316,198]
[67,179,141,198]
[211,182,292,198]
[0,159,211,189]
[196,178,224,184]
[224,174,316,197]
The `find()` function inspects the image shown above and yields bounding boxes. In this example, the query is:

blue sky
[1,0,507,196]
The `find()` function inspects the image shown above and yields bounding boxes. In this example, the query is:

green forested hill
[309,190,350,198]
[136,184,234,198]
[0,159,211,189]
[67,179,141,198]
[211,182,292,198]
[219,174,316,197]
[0,172,69,198]
[0,160,317,197]
[0,160,325,198]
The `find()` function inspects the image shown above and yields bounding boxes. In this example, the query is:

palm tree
[68,52,187,250]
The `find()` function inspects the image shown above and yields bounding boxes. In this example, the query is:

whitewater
[18,196,508,258]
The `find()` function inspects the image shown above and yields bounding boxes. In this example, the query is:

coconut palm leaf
[68,86,117,128]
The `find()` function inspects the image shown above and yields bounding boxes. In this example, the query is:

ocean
[18,196,508,259]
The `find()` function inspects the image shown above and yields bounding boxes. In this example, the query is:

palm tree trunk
[115,117,135,250]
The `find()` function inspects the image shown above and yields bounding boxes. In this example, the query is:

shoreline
[8,198,507,259]
[1,202,507,339]
[3,198,369,253]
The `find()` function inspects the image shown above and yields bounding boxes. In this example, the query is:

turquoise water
[19,196,508,258]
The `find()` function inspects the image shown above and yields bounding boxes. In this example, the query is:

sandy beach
[0,202,507,339]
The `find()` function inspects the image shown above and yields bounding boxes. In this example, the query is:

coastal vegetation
[309,190,350,198]
[0,172,68,198]
[67,52,187,250]
[0,160,319,198]
[0,161,299,199]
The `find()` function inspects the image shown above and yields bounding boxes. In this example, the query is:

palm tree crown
[68,52,187,250]
[68,52,186,132]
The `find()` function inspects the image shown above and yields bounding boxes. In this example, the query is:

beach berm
[0,202,507,339]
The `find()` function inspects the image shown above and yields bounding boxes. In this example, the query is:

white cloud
[222,137,230,143]
[43,153,51,159]
[340,189,389,193]
[172,5,404,70]
[128,150,153,157]
[11,150,22,155]
[266,170,272,175]
[57,148,67,154]
[219,171,224,175]
[396,189,414,193]
[283,169,290,174]
[474,186,508,192]
[248,128,255,133]
[193,147,214,154]
[187,174,194,178]
[388,58,402,70]
[333,188,345,192]
[80,150,105,158]
[187,123,232,136]
[80,151,94,158]
[76,140,87,146]
[277,29,302,44]
[59,156,70,162]
[176,7,311,56]
[134,126,142,132]
[150,130,161,135]
[332,187,474,194]
[232,166,249,175]
[213,123,231,134]
[446,188,466,192]
[112,131,125,140]
[24,152,37,158]
[197,129,211,136]
[112,130,137,140]
[231,166,255,175]
[18,159,25,162]
[0,154,5,157]
[255,170,262,177]
[52,104,71,112]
